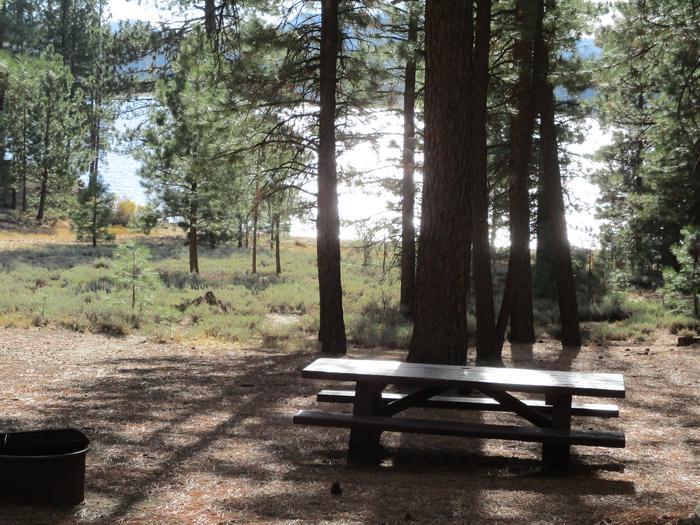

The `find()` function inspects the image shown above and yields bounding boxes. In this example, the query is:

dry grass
[0,224,179,248]
[0,327,698,525]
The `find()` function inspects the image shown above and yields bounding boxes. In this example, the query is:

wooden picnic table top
[302,358,625,399]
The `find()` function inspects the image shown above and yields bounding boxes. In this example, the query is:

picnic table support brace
[542,393,572,468]
[477,388,552,428]
[379,387,445,416]
[348,382,385,465]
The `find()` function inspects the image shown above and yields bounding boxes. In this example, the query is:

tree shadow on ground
[0,342,640,524]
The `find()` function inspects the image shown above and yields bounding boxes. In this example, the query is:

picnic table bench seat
[294,358,626,468]
[294,410,625,447]
[315,389,620,418]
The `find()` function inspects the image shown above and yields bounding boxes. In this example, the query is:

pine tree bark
[0,0,7,49]
[204,0,216,41]
[316,0,347,355]
[500,0,541,344]
[399,5,418,318]
[407,0,472,366]
[538,57,581,347]
[275,214,282,275]
[252,188,259,274]
[534,168,557,299]
[21,107,28,212]
[189,181,199,274]
[237,215,243,248]
[471,0,498,362]
[36,99,52,224]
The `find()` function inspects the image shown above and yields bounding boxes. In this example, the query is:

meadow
[0,226,415,350]
[0,225,697,349]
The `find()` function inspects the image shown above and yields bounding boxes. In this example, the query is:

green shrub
[580,293,631,322]
[347,298,413,348]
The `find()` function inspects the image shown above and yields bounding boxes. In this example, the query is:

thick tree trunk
[316,0,346,355]
[471,0,498,363]
[399,5,418,318]
[500,0,541,344]
[204,0,216,41]
[534,167,557,300]
[407,0,472,366]
[539,77,581,347]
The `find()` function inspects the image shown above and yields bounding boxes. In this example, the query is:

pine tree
[71,175,115,243]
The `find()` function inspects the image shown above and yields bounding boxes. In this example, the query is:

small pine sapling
[112,241,162,316]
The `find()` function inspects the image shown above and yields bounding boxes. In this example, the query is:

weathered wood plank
[543,393,574,467]
[302,359,625,398]
[347,382,384,465]
[293,410,626,448]
[316,390,620,418]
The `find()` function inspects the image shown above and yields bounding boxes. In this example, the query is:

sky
[103,0,612,248]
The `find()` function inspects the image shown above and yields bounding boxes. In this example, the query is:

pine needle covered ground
[0,328,698,524]
[0,231,698,524]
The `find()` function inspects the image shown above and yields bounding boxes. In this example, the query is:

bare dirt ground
[0,327,698,525]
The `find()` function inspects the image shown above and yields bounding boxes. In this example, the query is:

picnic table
[293,358,625,468]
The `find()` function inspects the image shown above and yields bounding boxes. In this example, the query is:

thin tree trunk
[472,0,498,362]
[37,99,52,224]
[90,118,100,247]
[237,215,243,248]
[131,251,136,310]
[399,5,418,318]
[275,214,281,275]
[21,107,28,212]
[407,0,473,366]
[499,0,541,344]
[316,0,346,355]
[252,190,258,274]
[189,181,199,274]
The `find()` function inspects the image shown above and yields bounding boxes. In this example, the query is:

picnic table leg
[542,393,572,468]
[348,382,384,466]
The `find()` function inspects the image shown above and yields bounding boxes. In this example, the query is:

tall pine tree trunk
[189,181,199,274]
[316,0,346,355]
[407,0,472,366]
[0,0,7,49]
[471,0,498,362]
[37,100,52,224]
[275,214,281,275]
[538,68,581,347]
[252,189,258,274]
[204,0,216,41]
[399,5,418,318]
[534,167,557,299]
[89,116,101,247]
[499,0,541,345]
[21,108,28,212]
